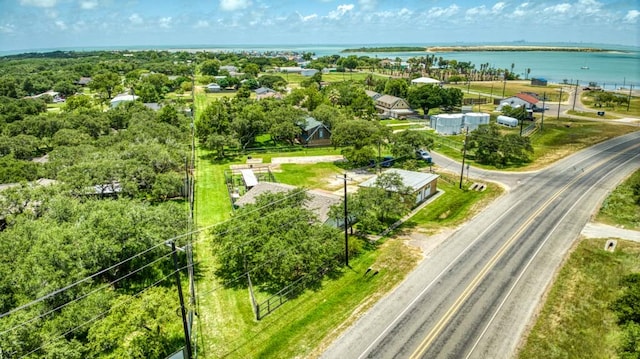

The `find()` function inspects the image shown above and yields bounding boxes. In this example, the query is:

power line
[15,267,186,359]
[0,250,179,337]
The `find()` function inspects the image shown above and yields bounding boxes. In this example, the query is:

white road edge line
[464,150,640,359]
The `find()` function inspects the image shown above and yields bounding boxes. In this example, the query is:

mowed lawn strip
[518,238,640,359]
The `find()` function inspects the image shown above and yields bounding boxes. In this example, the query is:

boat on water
[581,66,589,69]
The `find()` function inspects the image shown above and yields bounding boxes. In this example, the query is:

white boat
[581,66,589,70]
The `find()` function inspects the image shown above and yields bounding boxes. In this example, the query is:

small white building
[496,93,539,111]
[497,115,519,127]
[430,113,464,135]
[110,94,139,108]
[411,77,441,85]
[359,169,439,206]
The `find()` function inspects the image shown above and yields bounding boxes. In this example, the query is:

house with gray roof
[234,182,342,226]
[359,169,439,206]
[374,95,415,119]
[297,117,331,147]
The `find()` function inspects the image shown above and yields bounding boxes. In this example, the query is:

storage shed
[497,115,519,127]
[359,169,439,206]
[463,112,490,131]
[430,113,464,135]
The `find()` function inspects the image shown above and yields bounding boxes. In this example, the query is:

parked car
[416,149,432,163]
[380,156,395,167]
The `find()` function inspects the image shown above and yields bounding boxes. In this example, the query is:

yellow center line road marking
[409,154,614,359]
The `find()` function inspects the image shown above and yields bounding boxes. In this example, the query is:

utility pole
[459,127,468,189]
[557,87,563,120]
[502,76,507,99]
[171,241,193,359]
[541,92,546,131]
[342,173,349,267]
[572,80,579,111]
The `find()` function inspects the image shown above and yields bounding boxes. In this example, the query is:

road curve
[320,131,640,359]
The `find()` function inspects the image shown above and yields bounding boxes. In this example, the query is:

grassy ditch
[517,238,640,359]
[527,118,638,169]
[596,169,640,230]
[405,172,502,233]
[518,169,640,358]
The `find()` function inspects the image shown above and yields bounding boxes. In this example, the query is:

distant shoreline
[426,46,612,52]
[341,46,615,53]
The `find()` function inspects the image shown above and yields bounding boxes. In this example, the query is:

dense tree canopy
[467,123,534,167]
[212,190,343,292]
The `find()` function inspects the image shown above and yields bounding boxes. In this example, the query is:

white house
[497,93,540,111]
[359,169,439,206]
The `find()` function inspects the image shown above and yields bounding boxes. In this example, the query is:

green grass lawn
[274,162,345,190]
[405,172,502,232]
[527,118,638,169]
[596,169,640,230]
[432,117,638,171]
[518,238,640,359]
[566,109,619,119]
[580,91,640,117]
[447,81,569,101]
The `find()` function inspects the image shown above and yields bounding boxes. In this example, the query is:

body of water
[3,42,638,90]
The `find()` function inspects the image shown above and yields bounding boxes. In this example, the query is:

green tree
[391,130,434,160]
[89,71,121,99]
[199,59,220,76]
[467,124,533,167]
[384,78,409,98]
[63,94,94,112]
[407,84,443,118]
[53,81,79,97]
[212,190,343,292]
[87,287,183,359]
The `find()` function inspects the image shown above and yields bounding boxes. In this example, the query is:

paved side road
[581,222,640,242]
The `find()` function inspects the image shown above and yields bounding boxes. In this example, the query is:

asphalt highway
[320,131,640,359]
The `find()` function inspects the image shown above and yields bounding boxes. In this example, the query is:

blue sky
[0,0,638,52]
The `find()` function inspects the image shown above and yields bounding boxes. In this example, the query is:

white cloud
[577,0,602,14]
[159,17,172,28]
[20,0,57,7]
[513,3,529,17]
[300,13,318,22]
[129,13,143,24]
[55,20,67,29]
[220,0,251,12]
[45,9,58,18]
[194,20,210,28]
[328,4,355,19]
[427,5,460,18]
[492,2,506,13]
[623,9,639,23]
[466,5,488,17]
[79,0,98,10]
[544,3,571,14]
[0,24,16,33]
